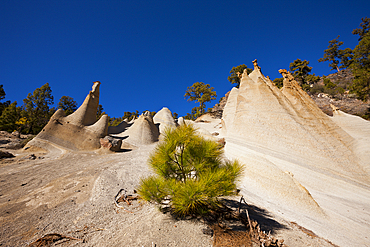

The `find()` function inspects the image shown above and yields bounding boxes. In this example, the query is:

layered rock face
[221,60,370,246]
[26,81,108,151]
[222,61,367,185]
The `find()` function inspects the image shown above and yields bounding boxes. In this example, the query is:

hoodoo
[115,111,159,145]
[153,107,177,134]
[25,81,108,151]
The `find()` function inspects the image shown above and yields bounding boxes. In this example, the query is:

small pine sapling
[138,124,243,216]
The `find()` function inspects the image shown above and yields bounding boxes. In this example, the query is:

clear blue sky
[1,0,369,118]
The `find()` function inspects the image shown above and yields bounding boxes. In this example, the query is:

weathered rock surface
[115,111,159,145]
[100,136,122,152]
[107,120,129,135]
[177,116,185,126]
[318,67,354,86]
[311,93,370,118]
[221,60,370,247]
[209,91,230,118]
[25,81,108,151]
[153,107,177,134]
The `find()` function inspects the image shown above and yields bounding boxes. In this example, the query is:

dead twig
[239,196,253,237]
[114,189,138,212]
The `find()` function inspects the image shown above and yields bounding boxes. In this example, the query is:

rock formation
[222,61,366,183]
[115,111,159,145]
[26,81,108,151]
[177,117,185,126]
[153,107,177,134]
[100,136,122,152]
[108,120,129,135]
[221,60,370,246]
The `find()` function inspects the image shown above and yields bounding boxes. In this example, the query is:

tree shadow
[114,148,132,153]
[221,198,288,234]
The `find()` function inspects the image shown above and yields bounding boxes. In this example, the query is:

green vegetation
[0,102,21,133]
[108,110,157,126]
[184,82,217,120]
[350,17,370,100]
[58,96,77,115]
[350,32,370,100]
[0,83,163,134]
[287,59,320,91]
[138,124,243,216]
[228,64,253,88]
[96,104,105,120]
[1,17,369,134]
[318,36,353,72]
[0,85,11,116]
[289,59,312,85]
[317,17,370,101]
[272,78,284,89]
[22,83,55,134]
[272,17,369,101]
[352,17,370,41]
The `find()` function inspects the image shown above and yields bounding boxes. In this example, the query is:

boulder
[0,150,15,159]
[11,131,20,138]
[100,136,122,152]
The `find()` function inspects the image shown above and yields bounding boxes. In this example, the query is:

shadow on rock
[221,198,288,234]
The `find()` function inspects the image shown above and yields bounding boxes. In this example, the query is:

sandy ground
[0,138,339,247]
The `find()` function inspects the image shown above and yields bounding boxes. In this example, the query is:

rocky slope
[210,69,370,120]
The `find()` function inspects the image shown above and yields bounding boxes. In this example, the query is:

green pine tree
[228,65,253,88]
[58,96,77,115]
[350,33,370,100]
[318,36,353,71]
[184,82,217,117]
[22,83,54,134]
[138,124,243,216]
[0,101,21,133]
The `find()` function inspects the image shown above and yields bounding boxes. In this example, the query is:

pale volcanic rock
[107,120,129,135]
[116,112,159,145]
[25,81,108,151]
[177,117,185,126]
[153,107,177,134]
[221,60,370,247]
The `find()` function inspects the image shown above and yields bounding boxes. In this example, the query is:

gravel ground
[0,141,337,247]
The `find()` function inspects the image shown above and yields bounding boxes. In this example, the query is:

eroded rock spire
[26,81,108,151]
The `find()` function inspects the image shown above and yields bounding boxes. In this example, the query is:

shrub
[310,83,325,94]
[138,124,243,216]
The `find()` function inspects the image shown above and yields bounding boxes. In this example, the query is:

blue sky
[1,0,369,118]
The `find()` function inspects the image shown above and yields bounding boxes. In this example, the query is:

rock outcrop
[153,107,177,134]
[115,111,159,145]
[221,59,370,247]
[222,61,365,182]
[223,59,370,215]
[26,81,108,151]
[108,120,129,135]
[209,91,230,119]
[100,136,122,152]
